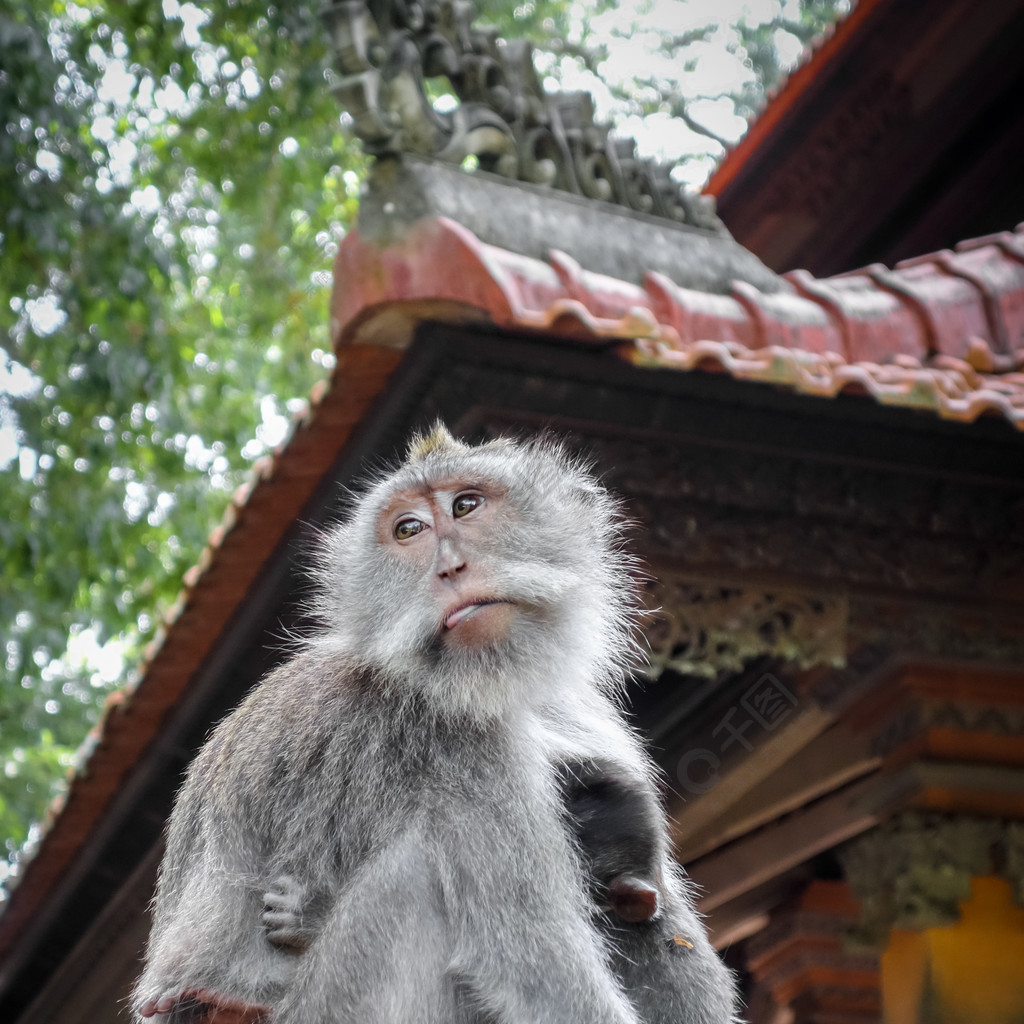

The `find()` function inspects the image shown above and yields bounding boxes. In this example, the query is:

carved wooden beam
[668,695,837,848]
[687,775,882,912]
[674,723,881,863]
[687,765,1024,916]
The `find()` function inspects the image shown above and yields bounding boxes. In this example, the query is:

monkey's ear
[407,422,465,461]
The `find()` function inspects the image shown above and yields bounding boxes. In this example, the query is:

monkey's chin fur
[455,604,610,720]
[324,588,605,723]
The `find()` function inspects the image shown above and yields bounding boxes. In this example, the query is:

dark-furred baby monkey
[134,426,739,1024]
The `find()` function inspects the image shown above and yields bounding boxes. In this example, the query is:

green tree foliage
[0,0,846,887]
[0,0,362,880]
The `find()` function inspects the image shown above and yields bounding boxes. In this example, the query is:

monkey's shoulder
[248,647,362,713]
[192,648,367,780]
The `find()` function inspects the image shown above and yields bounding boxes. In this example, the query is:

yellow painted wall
[881,877,1024,1024]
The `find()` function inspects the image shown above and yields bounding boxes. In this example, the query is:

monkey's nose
[437,556,467,579]
[435,538,467,578]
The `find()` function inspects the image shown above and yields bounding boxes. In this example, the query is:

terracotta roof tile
[334,218,1024,430]
[787,268,929,363]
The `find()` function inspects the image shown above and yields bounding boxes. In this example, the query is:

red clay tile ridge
[331,218,1024,430]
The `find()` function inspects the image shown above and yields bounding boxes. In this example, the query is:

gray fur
[134,428,739,1023]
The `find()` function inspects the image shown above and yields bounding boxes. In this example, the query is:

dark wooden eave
[708,0,1024,275]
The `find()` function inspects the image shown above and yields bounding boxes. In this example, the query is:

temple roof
[335,215,1024,430]
[4,213,1022,970]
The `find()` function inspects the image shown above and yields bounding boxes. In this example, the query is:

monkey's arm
[134,739,301,1021]
[563,775,740,1023]
[553,748,740,1023]
[560,757,669,924]
[603,862,741,1024]
[135,834,293,1020]
[135,878,318,1023]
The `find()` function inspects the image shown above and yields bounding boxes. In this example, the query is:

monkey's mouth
[443,599,511,630]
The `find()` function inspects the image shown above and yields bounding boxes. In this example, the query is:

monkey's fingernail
[673,935,694,949]
[608,875,660,922]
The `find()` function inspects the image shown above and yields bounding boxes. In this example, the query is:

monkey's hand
[607,874,661,924]
[262,874,316,953]
[138,987,270,1023]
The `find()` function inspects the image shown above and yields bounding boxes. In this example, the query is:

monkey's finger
[185,988,272,1023]
[263,892,302,912]
[262,909,303,928]
[262,899,301,916]
[265,928,313,952]
[137,993,196,1016]
[263,875,302,900]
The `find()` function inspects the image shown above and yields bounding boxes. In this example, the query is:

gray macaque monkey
[134,426,739,1024]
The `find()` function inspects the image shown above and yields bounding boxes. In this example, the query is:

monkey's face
[312,431,640,716]
[376,476,521,651]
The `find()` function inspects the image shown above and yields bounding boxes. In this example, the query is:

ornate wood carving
[585,434,1024,602]
[320,0,722,230]
[839,812,1018,944]
[644,574,847,678]
[848,600,1024,665]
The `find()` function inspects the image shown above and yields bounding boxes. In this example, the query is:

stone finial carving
[839,813,1014,945]
[320,0,723,231]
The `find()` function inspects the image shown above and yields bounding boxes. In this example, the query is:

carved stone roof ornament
[320,0,723,233]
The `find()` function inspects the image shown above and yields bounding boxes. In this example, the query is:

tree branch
[670,99,733,150]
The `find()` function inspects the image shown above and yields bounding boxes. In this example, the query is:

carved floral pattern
[320,0,722,230]
[644,575,848,678]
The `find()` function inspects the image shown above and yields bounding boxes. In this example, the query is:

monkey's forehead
[372,448,574,499]
[373,474,506,514]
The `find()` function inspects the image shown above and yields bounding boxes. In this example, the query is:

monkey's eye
[394,517,425,541]
[452,493,483,519]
